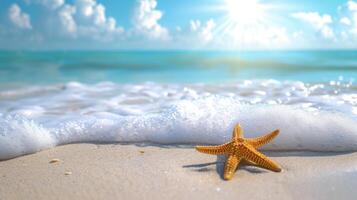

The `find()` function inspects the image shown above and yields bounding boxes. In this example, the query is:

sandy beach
[1,144,356,200]
[1,0,357,199]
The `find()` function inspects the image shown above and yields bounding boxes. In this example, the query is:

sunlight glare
[224,0,267,24]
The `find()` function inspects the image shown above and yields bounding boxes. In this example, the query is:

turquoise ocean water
[0,50,356,85]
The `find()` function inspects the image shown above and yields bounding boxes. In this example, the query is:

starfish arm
[232,123,243,140]
[240,159,256,166]
[195,142,231,155]
[224,155,242,180]
[246,129,279,149]
[241,144,282,172]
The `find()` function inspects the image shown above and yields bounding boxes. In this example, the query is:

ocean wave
[0,81,356,160]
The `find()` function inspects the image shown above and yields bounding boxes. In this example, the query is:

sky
[1,0,357,50]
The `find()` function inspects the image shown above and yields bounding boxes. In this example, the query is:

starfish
[196,124,282,180]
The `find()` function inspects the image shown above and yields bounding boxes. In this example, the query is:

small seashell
[49,158,60,164]
[64,171,72,175]
[139,150,145,154]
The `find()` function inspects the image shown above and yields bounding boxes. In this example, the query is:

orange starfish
[196,124,282,180]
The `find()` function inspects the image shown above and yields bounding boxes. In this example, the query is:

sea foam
[0,81,356,160]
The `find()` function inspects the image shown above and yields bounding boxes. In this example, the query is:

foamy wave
[0,97,356,160]
[0,115,55,160]
[0,81,356,160]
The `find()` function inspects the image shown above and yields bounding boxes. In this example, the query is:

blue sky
[1,0,357,50]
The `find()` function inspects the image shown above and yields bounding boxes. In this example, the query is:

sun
[223,0,267,25]
[196,0,280,48]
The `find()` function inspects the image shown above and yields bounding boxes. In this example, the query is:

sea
[0,50,356,160]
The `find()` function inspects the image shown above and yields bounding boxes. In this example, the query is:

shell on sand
[64,171,72,175]
[49,158,61,164]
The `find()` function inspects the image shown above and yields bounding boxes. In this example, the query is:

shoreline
[1,143,357,200]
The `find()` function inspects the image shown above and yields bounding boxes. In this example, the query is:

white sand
[1,144,357,200]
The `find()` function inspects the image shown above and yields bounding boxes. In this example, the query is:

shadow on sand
[183,155,271,180]
[182,150,355,180]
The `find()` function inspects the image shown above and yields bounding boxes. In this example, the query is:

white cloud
[190,20,201,32]
[347,0,357,11]
[321,26,334,38]
[58,4,76,35]
[201,19,216,42]
[73,0,124,34]
[133,0,170,40]
[189,19,216,42]
[25,0,64,10]
[340,17,352,25]
[179,18,289,49]
[339,0,357,35]
[75,0,96,17]
[292,12,334,39]
[8,4,32,30]
[26,0,124,39]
